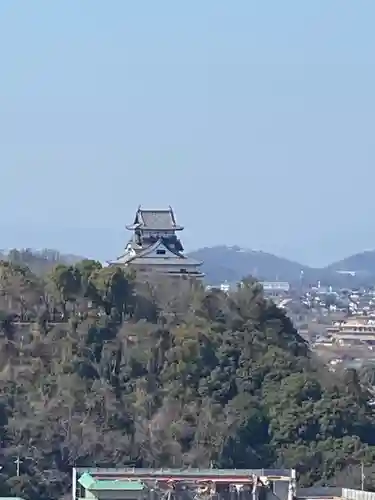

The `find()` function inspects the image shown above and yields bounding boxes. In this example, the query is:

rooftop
[126,207,183,231]
[78,472,145,491]
[108,238,203,270]
[76,468,294,479]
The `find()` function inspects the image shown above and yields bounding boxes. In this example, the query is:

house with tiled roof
[108,206,204,278]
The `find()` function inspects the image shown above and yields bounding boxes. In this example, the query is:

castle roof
[129,256,203,267]
[108,238,203,268]
[126,206,183,231]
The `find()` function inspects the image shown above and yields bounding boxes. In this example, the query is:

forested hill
[0,248,83,275]
[327,250,375,274]
[0,260,375,499]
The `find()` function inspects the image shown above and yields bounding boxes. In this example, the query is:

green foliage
[359,364,375,387]
[0,263,373,499]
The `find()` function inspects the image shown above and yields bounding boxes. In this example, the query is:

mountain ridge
[189,245,375,286]
[3,245,375,286]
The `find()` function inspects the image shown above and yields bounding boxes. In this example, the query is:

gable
[140,240,181,259]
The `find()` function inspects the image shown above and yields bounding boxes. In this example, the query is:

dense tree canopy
[0,258,374,499]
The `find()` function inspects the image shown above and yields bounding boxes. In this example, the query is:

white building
[261,281,290,294]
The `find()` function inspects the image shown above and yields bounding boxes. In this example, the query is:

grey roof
[140,210,174,229]
[109,239,202,268]
[135,239,182,259]
[127,207,183,230]
[107,253,133,265]
[76,467,294,478]
[108,239,182,266]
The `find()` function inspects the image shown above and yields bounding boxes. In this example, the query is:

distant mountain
[189,245,310,284]
[326,250,375,275]
[189,245,375,287]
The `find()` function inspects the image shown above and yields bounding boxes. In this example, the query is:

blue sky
[0,1,374,266]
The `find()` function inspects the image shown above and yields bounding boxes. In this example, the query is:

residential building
[327,317,375,345]
[261,281,290,296]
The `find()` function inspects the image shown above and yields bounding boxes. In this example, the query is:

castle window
[156,249,166,255]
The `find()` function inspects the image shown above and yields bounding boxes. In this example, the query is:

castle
[108,206,204,278]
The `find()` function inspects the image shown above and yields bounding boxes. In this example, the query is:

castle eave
[129,257,202,267]
[126,223,141,230]
[107,253,135,266]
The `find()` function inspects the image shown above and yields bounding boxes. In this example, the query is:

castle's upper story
[125,207,184,252]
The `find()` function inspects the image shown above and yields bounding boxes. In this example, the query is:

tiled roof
[108,253,134,265]
[108,238,203,269]
[127,207,183,230]
[135,239,180,259]
[139,209,175,229]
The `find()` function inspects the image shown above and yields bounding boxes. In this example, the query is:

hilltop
[327,250,375,276]
[189,245,309,284]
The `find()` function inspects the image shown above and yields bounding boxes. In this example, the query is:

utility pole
[14,454,31,477]
[14,455,22,477]
[361,462,365,491]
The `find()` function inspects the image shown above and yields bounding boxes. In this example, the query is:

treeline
[0,248,81,276]
[0,259,374,499]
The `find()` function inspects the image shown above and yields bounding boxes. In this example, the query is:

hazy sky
[0,1,374,266]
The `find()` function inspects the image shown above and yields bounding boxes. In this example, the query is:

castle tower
[108,206,204,278]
